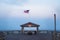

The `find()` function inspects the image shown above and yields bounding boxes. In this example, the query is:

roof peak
[20,22,40,27]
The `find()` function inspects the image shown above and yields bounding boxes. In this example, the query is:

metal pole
[54,14,56,40]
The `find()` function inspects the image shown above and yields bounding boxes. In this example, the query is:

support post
[21,27,24,34]
[54,14,56,40]
[37,27,38,32]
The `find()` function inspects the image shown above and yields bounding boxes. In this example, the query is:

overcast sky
[0,0,60,31]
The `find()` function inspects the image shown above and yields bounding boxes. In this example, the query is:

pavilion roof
[20,22,40,27]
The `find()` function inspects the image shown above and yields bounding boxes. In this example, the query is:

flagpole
[28,12,31,22]
[54,14,56,40]
[24,10,30,22]
[26,10,31,22]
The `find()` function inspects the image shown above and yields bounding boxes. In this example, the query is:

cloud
[24,5,55,18]
[0,0,28,6]
[0,0,59,19]
[0,3,55,19]
[54,5,60,19]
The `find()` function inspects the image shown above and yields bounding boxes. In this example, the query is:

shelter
[20,22,40,33]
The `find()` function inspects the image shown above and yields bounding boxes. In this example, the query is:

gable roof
[20,22,40,27]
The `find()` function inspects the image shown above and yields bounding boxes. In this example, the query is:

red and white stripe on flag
[24,10,29,13]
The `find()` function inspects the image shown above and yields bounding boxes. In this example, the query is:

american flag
[24,10,29,13]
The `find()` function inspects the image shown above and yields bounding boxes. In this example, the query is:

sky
[0,0,60,31]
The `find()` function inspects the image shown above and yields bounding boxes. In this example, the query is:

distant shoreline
[0,30,60,32]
